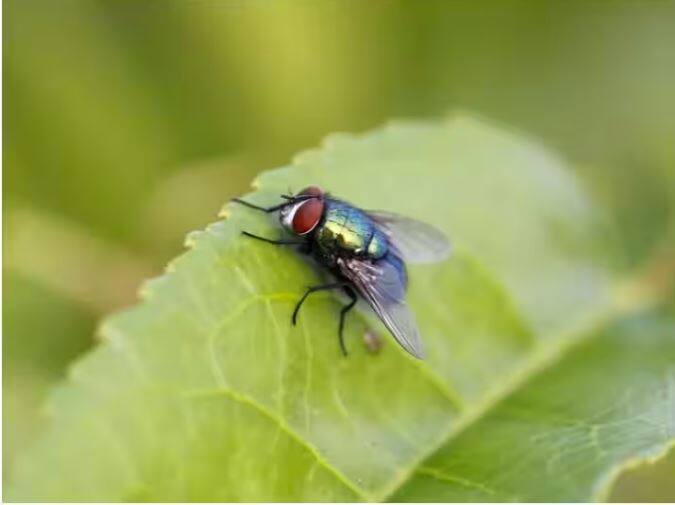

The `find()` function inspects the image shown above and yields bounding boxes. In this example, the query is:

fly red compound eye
[292,198,324,235]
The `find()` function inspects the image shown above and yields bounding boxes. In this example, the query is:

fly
[231,186,451,359]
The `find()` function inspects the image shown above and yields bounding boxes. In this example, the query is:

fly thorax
[366,228,389,259]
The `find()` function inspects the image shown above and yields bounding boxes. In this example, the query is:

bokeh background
[4,0,674,499]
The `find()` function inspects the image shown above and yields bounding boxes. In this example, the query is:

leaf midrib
[183,386,366,500]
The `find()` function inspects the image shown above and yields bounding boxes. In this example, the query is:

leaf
[8,115,674,501]
[390,315,675,502]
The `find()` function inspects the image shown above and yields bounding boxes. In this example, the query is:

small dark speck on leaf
[363,329,383,354]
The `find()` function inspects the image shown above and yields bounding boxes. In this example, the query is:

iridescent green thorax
[315,199,388,263]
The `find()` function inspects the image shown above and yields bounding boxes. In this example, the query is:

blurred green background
[4,0,674,499]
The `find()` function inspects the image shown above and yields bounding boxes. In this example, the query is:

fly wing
[367,210,451,264]
[339,256,425,359]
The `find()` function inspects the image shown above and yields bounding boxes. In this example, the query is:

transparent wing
[368,210,451,264]
[339,256,425,359]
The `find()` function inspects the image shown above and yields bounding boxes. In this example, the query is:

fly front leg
[241,231,304,246]
[338,287,358,357]
[231,198,288,213]
[232,193,314,213]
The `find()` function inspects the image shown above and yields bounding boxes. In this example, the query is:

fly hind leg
[292,282,345,326]
[338,287,358,357]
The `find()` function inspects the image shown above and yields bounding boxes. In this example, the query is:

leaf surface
[9,116,674,502]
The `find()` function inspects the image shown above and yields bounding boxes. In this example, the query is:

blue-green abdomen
[315,200,388,262]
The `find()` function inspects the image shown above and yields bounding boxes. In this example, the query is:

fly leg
[338,287,358,357]
[292,282,346,326]
[231,198,287,213]
[232,194,314,213]
[233,196,312,248]
[241,231,304,246]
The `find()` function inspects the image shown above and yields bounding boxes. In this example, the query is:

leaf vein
[183,386,368,500]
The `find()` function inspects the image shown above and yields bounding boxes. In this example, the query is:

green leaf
[9,115,674,501]
[390,315,675,502]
